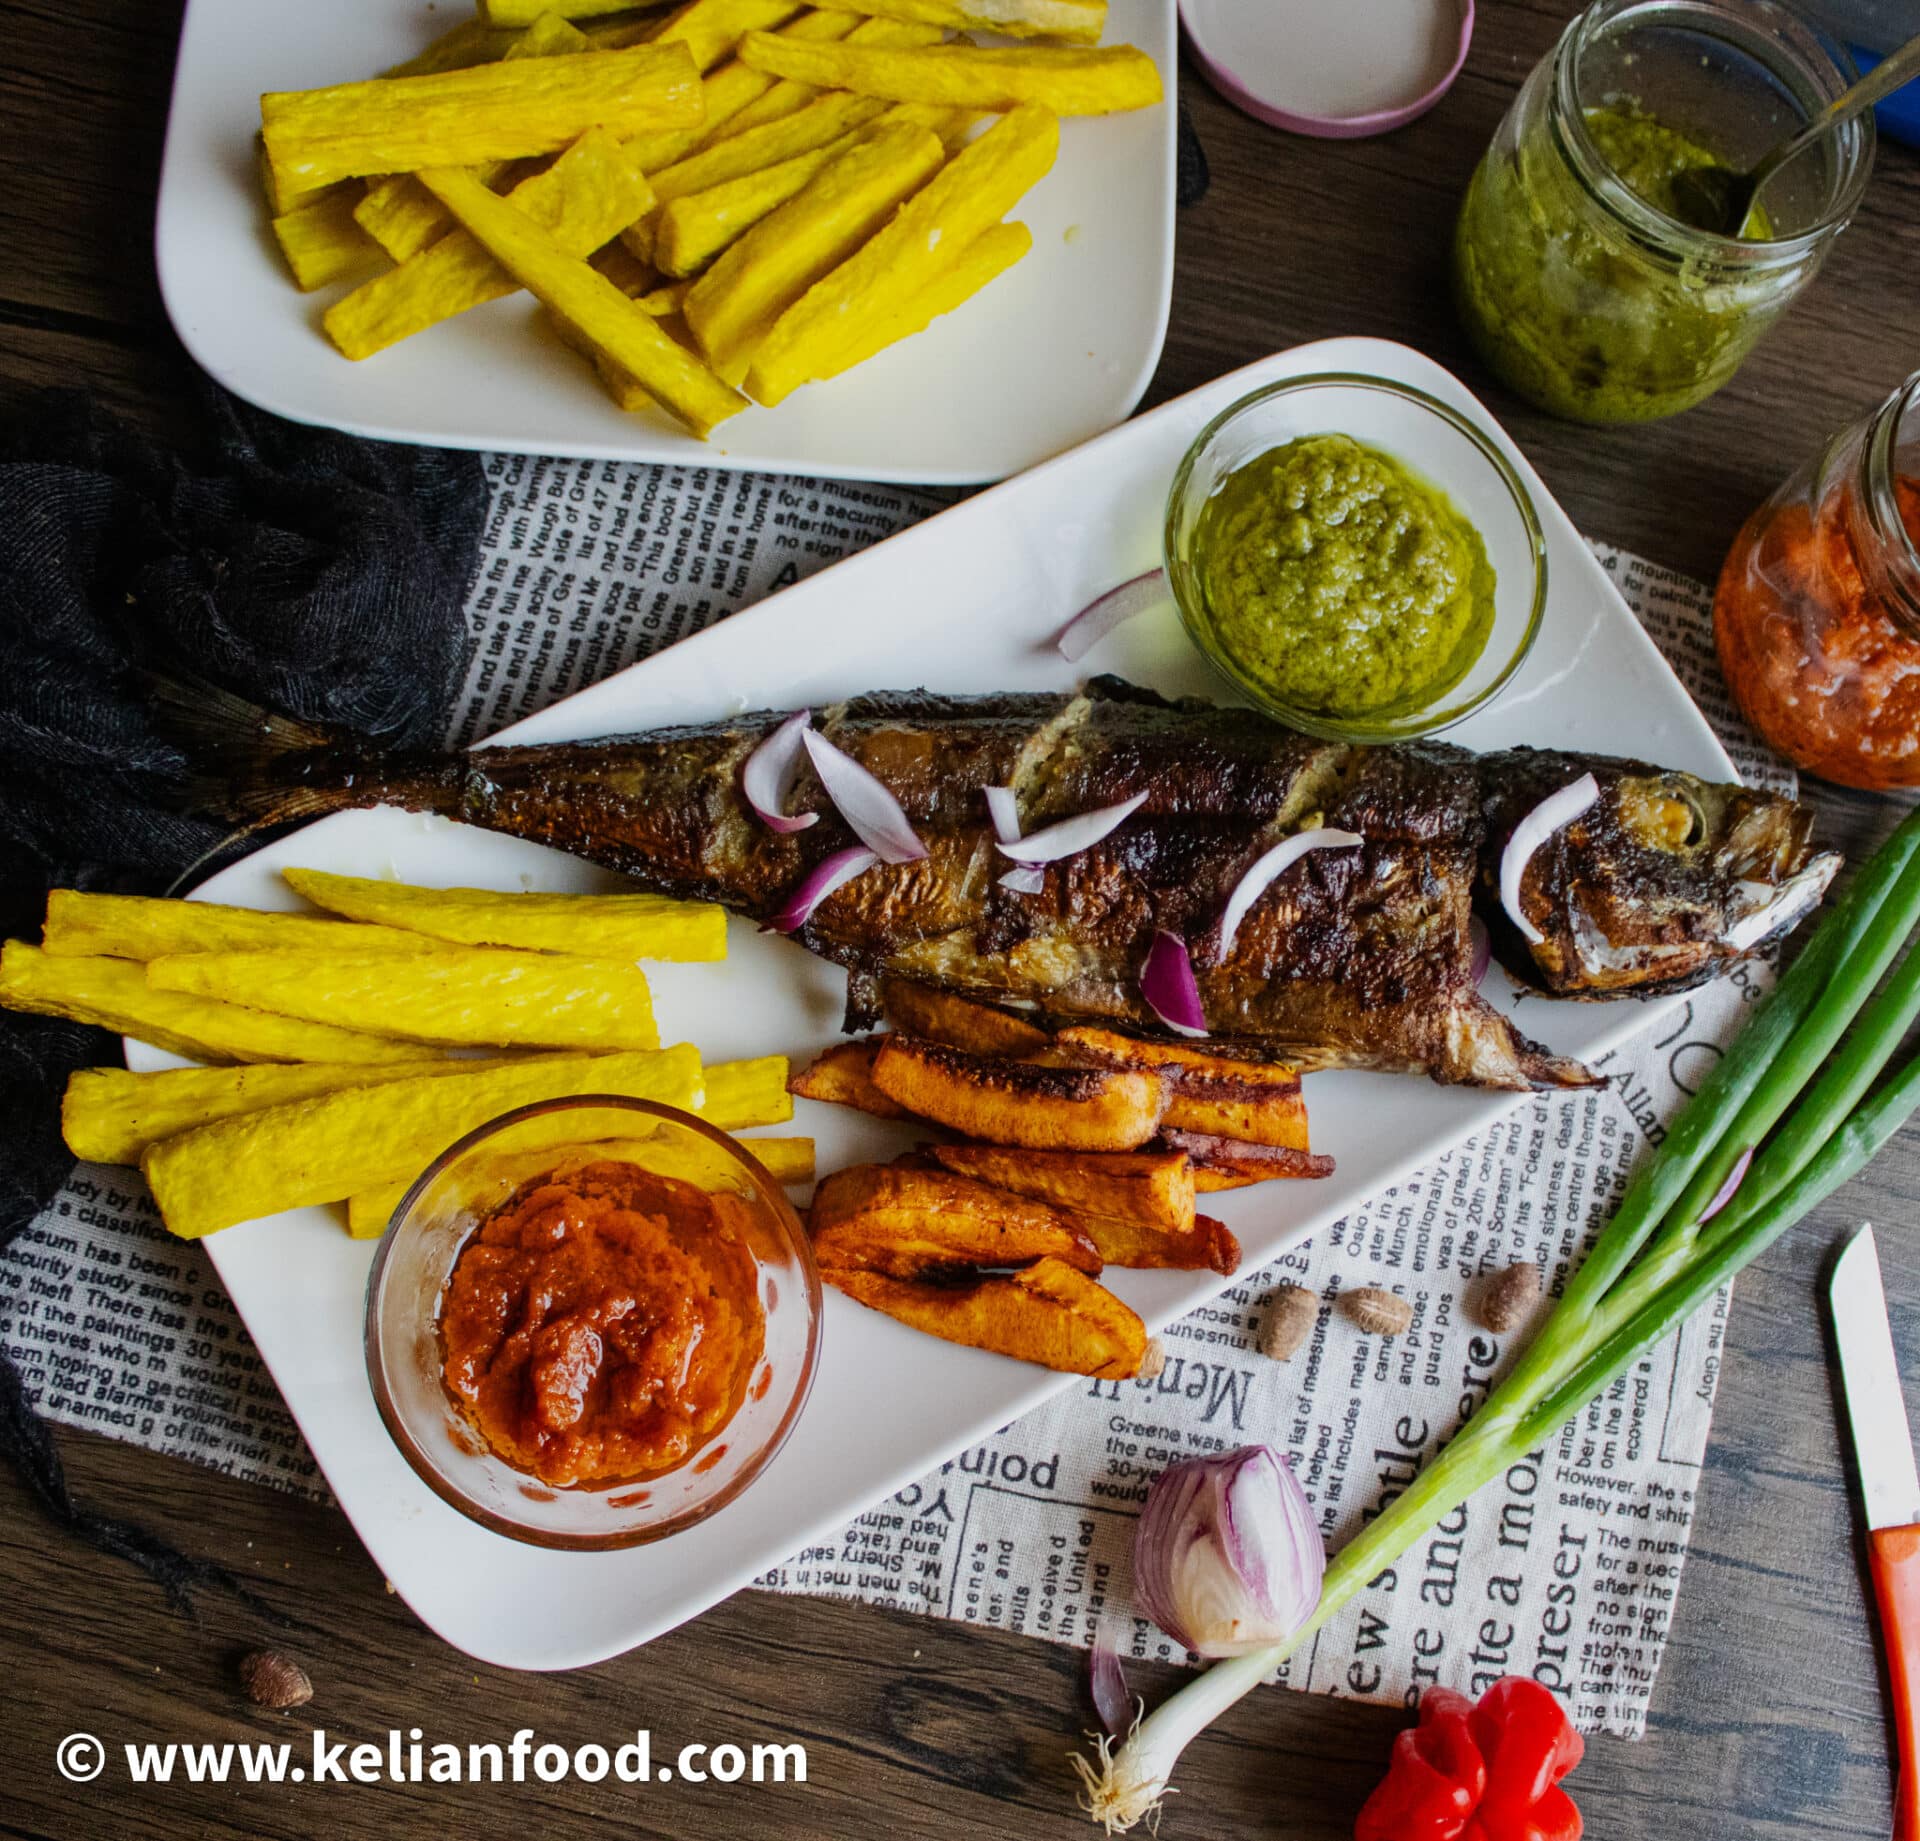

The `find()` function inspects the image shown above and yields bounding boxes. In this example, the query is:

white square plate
[138,340,1734,1670]
[153,0,1177,484]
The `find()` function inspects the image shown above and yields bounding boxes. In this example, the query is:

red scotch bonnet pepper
[1355,1677,1584,1841]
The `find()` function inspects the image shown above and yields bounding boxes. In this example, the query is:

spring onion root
[1075,807,1920,1830]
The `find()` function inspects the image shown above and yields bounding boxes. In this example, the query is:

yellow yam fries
[279,868,726,961]
[649,0,809,72]
[736,35,1160,114]
[0,943,427,1066]
[686,121,946,383]
[653,145,840,277]
[62,1056,505,1167]
[592,239,660,296]
[481,0,663,23]
[343,1129,815,1238]
[698,1055,795,1130]
[143,1045,702,1238]
[624,8,861,173]
[148,946,660,1051]
[382,18,519,78]
[716,14,945,138]
[260,43,702,195]
[748,103,1056,404]
[652,100,970,277]
[272,190,387,291]
[326,128,652,360]
[43,890,431,962]
[824,0,1105,39]
[417,164,746,436]
[646,91,889,206]
[813,219,1029,379]
[638,280,693,314]
[736,1136,815,1185]
[355,12,593,262]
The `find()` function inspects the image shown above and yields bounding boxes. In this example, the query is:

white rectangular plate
[153,0,1176,485]
[143,340,1735,1670]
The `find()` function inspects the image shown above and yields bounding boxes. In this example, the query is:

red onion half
[1142,930,1207,1037]
[1133,1446,1325,1658]
[1214,828,1362,964]
[802,727,928,865]
[1056,567,1169,662]
[1500,774,1600,946]
[767,846,879,934]
[741,710,819,834]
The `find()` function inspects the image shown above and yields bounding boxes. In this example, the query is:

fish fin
[146,672,433,832]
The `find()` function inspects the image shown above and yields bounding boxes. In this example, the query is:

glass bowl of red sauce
[365,1096,821,1550]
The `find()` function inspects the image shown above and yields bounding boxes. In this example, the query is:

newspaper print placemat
[0,457,1784,1737]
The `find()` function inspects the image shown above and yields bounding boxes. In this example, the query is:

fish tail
[148,674,457,832]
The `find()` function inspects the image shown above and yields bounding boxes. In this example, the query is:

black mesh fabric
[0,384,487,1610]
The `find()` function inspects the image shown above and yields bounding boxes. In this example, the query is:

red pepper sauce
[1714,476,1920,790]
[439,1161,764,1489]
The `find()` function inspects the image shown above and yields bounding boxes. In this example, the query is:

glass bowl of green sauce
[1165,373,1548,742]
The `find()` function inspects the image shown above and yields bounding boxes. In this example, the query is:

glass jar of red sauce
[1714,370,1920,789]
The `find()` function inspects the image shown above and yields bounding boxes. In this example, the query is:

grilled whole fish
[220,677,1839,1091]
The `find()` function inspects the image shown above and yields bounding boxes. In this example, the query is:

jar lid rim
[1552,0,1876,263]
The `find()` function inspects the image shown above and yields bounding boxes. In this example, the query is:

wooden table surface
[3,3,1917,1836]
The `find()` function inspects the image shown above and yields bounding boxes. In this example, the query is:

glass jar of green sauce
[1453,0,1874,424]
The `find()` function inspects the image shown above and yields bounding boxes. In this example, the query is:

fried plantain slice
[870,1035,1166,1150]
[880,980,1051,1058]
[825,1255,1146,1377]
[1054,1025,1311,1149]
[787,1037,911,1118]
[810,1160,1100,1278]
[921,1141,1231,1271]
[924,1143,1192,1231]
[1159,1126,1336,1188]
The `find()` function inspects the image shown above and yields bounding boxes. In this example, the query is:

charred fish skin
[1476,748,1842,997]
[260,683,1834,1091]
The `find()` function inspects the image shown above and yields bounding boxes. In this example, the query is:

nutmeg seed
[1476,1261,1542,1333]
[1257,1283,1318,1361]
[239,1650,313,1711]
[1137,1336,1167,1380]
[1341,1286,1412,1338]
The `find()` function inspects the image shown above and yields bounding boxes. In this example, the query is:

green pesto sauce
[1190,435,1496,721]
[1454,104,1779,424]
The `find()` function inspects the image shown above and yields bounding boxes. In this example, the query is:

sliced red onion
[742,710,819,834]
[802,727,928,865]
[999,791,1148,865]
[983,784,1021,844]
[766,846,879,934]
[1133,1446,1325,1658]
[981,786,1046,893]
[1214,828,1362,964]
[1141,929,1207,1037]
[1697,1146,1753,1224]
[1499,774,1600,947]
[1469,914,1491,985]
[1056,567,1169,662]
[1089,1633,1133,1739]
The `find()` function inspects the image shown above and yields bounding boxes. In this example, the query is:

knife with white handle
[1832,1224,1920,1841]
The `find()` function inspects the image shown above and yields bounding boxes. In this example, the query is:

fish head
[1483,752,1842,995]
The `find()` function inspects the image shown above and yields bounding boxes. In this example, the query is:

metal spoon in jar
[1670,29,1920,238]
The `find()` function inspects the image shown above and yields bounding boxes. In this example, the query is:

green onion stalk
[1074,807,1920,1833]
